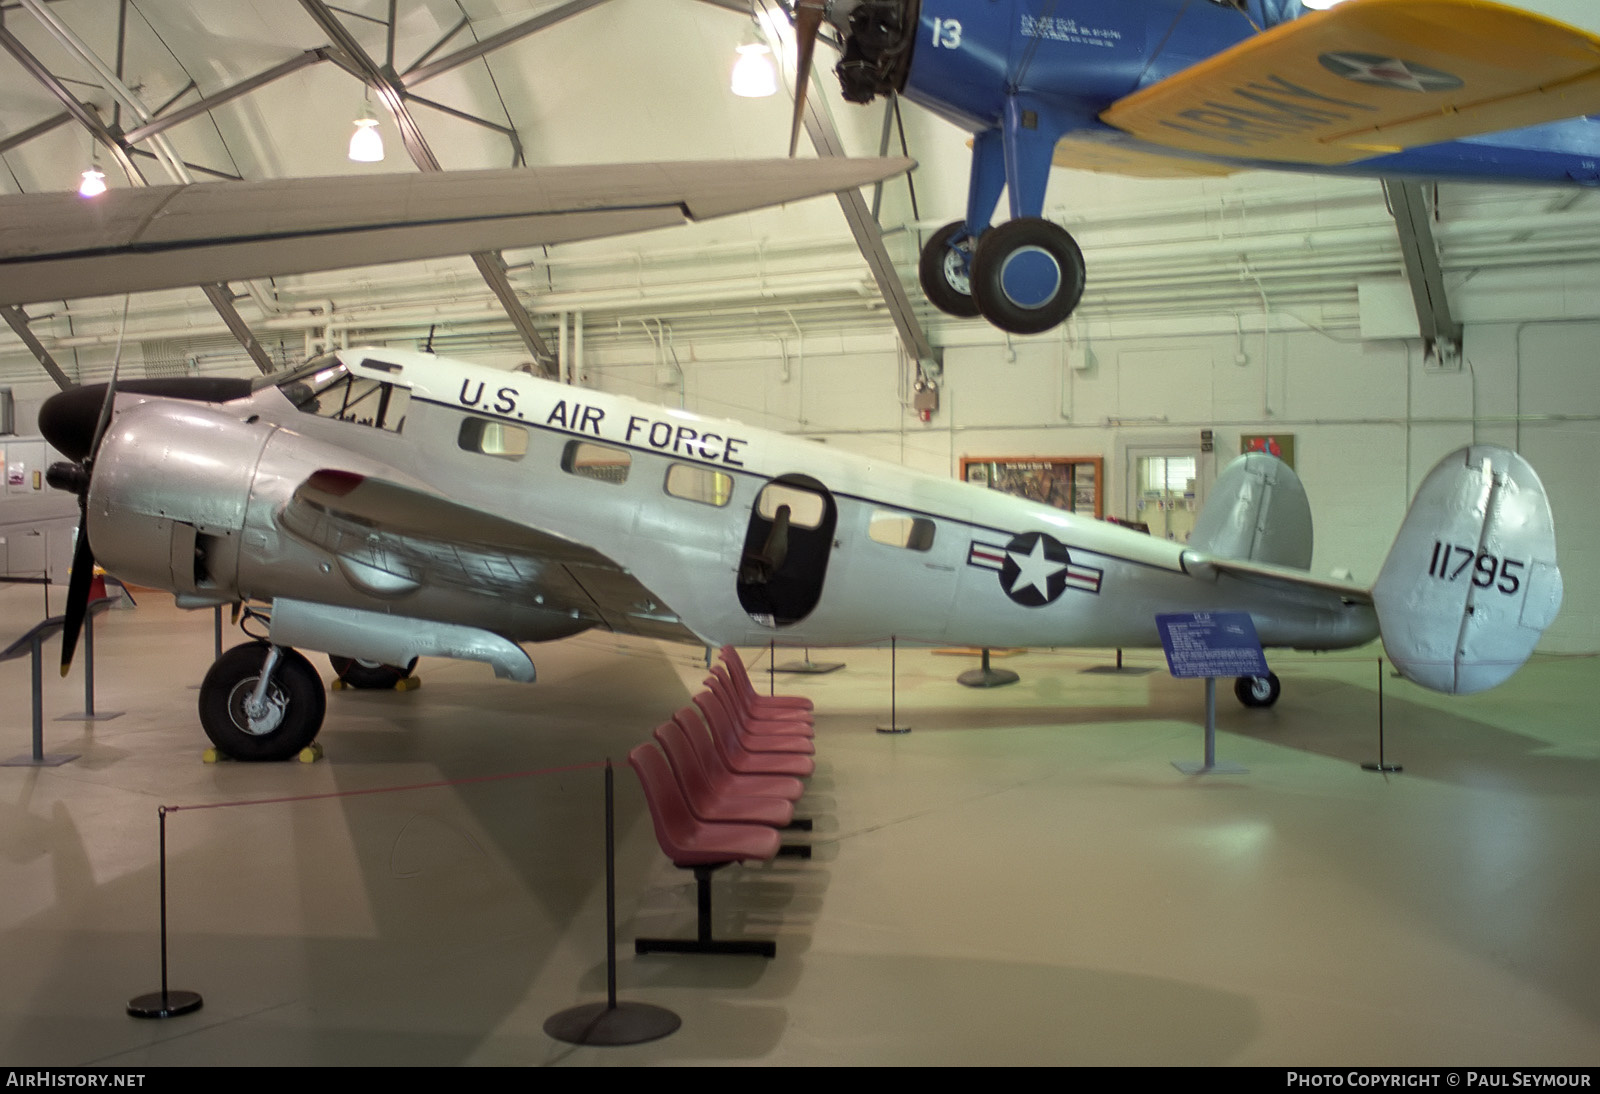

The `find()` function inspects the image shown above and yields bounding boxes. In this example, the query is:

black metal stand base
[126,989,202,1019]
[875,723,911,734]
[773,659,844,674]
[543,1000,681,1046]
[1361,761,1403,773]
[958,666,1019,687]
[636,936,776,957]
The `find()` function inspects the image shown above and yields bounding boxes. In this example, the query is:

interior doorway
[1126,448,1202,544]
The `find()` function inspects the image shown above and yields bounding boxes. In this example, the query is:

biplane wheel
[970,217,1085,335]
[199,642,326,762]
[1234,673,1281,709]
[329,656,418,690]
[918,221,983,318]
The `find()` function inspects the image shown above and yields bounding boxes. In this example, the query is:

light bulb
[348,117,384,162]
[78,168,107,198]
[731,43,777,98]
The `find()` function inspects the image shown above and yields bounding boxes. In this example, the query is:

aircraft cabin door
[737,474,836,627]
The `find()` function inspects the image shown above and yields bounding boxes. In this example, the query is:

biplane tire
[199,642,326,761]
[1234,672,1282,709]
[329,655,418,690]
[970,217,1085,335]
[918,221,983,318]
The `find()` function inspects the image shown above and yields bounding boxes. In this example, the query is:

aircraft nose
[38,385,104,463]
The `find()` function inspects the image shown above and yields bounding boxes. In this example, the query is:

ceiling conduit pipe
[557,310,568,383]
[573,311,584,387]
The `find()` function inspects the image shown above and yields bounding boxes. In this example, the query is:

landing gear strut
[199,641,326,761]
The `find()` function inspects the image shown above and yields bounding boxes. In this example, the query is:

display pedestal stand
[1172,678,1248,776]
[958,647,1019,688]
[2,617,78,768]
[545,762,680,1046]
[876,636,910,735]
[56,600,122,722]
[774,647,844,675]
[1361,658,1403,774]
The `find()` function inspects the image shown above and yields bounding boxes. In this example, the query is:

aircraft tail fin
[1373,445,1562,695]
[1190,451,1313,569]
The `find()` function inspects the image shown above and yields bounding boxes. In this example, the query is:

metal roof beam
[2,305,74,390]
[1383,179,1462,363]
[123,50,329,146]
[402,0,614,89]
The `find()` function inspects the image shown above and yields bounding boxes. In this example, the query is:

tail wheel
[970,217,1085,335]
[1234,673,1281,709]
[918,221,983,318]
[329,656,418,690]
[199,642,326,761]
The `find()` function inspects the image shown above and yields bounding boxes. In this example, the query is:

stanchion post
[127,806,202,1018]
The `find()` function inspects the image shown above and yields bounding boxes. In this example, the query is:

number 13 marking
[931,17,962,49]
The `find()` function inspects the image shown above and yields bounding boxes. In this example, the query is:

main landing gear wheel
[199,642,327,761]
[1235,672,1282,709]
[328,655,418,690]
[970,217,1085,335]
[918,221,983,318]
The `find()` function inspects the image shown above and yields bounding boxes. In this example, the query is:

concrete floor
[1,585,1597,1066]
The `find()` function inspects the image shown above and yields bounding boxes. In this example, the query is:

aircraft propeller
[788,1,828,156]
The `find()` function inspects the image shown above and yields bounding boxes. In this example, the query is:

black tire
[199,642,326,761]
[969,217,1085,335]
[329,655,417,690]
[918,221,983,318]
[1234,673,1282,709]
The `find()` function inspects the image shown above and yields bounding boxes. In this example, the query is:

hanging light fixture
[77,166,107,198]
[348,93,384,162]
[730,26,777,99]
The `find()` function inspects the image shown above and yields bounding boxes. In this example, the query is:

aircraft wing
[1183,550,1374,605]
[0,157,913,307]
[1102,0,1600,166]
[278,468,695,643]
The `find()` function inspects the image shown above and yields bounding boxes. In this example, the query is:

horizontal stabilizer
[1373,445,1562,694]
[1189,451,1313,569]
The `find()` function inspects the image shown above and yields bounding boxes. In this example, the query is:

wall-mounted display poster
[959,456,1103,518]
[1240,434,1295,469]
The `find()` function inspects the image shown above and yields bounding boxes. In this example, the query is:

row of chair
[629,647,817,958]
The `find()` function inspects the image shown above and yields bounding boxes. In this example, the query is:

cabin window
[868,509,937,551]
[665,464,733,507]
[755,481,826,529]
[458,417,528,460]
[562,440,630,484]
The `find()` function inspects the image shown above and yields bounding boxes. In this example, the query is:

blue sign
[1156,612,1269,679]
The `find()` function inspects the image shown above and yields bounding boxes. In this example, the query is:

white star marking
[1325,54,1459,93]
[1007,537,1068,600]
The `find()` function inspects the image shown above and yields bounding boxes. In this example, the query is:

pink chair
[705,665,814,736]
[667,708,805,802]
[719,645,815,714]
[651,720,794,829]
[629,742,779,957]
[701,677,813,755]
[692,691,815,778]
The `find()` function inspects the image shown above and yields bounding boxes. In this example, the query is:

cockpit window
[281,361,409,433]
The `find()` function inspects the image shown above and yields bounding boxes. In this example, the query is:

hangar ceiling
[2,0,1600,388]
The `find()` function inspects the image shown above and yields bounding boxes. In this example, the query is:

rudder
[1373,445,1562,694]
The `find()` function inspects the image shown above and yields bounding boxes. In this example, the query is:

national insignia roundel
[1000,531,1073,607]
[1316,52,1463,93]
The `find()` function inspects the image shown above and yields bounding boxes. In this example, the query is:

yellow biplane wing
[1103,0,1600,165]
[1051,134,1240,178]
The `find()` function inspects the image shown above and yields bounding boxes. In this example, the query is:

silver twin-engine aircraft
[38,346,1562,760]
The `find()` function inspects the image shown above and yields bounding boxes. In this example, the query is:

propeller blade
[59,525,95,676]
[789,2,827,156]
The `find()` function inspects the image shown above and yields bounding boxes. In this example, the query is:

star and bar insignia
[967,531,1103,607]
[1317,52,1463,93]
